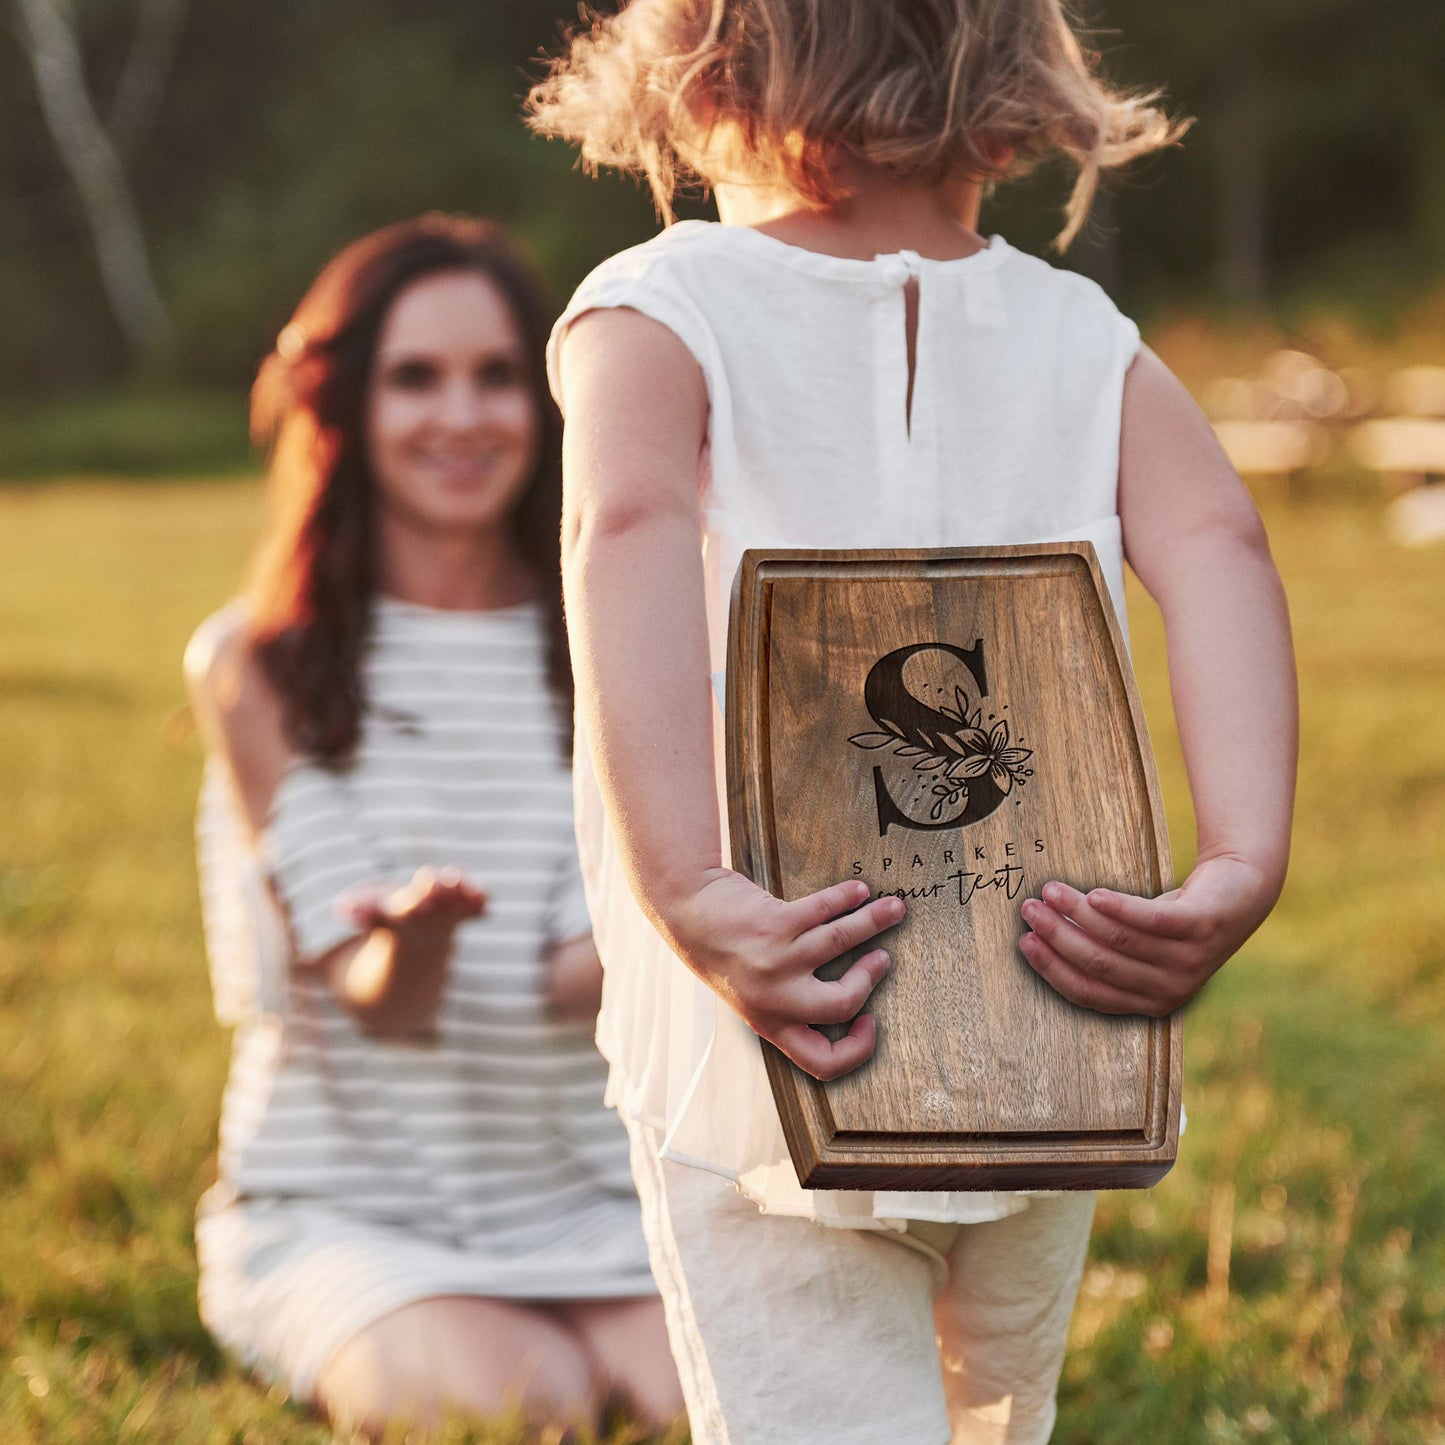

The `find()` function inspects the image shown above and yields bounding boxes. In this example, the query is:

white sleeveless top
[547,220,1142,1230]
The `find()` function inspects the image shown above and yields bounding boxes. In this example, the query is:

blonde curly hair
[527,0,1188,248]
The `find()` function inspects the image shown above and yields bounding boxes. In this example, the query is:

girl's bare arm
[557,309,903,1080]
[185,614,484,1037]
[1020,347,1298,1015]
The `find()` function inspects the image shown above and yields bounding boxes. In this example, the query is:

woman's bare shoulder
[185,603,294,834]
[184,603,249,691]
[184,603,269,728]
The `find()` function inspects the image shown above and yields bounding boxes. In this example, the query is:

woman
[185,214,682,1436]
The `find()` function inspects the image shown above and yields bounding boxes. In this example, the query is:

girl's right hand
[661,872,903,1081]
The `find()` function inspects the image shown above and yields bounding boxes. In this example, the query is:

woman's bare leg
[554,1295,686,1430]
[315,1294,596,1436]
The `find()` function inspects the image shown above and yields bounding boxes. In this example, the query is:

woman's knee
[315,1295,596,1433]
[315,1314,429,1431]
[563,1296,686,1428]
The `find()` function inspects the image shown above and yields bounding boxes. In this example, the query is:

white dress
[546,221,1144,1233]
[194,597,654,1400]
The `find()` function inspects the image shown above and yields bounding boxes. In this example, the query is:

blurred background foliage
[3,0,1443,414]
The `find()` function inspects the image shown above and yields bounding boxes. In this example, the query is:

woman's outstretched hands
[340,866,488,937]
[662,871,904,1081]
[329,867,488,1037]
[1018,854,1281,1017]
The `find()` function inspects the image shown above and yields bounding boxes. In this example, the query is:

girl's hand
[1017,854,1280,1017]
[340,866,488,937]
[662,871,904,1081]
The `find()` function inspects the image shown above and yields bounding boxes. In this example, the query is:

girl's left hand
[1017,854,1281,1017]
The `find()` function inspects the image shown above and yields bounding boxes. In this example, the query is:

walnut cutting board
[726,544,1181,1191]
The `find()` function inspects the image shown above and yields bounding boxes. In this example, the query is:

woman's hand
[340,866,488,938]
[329,866,487,1038]
[661,871,903,1081]
[544,934,606,1021]
[1017,854,1280,1017]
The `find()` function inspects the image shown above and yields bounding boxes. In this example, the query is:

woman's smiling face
[364,269,542,535]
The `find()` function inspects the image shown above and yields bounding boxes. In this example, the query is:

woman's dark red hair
[246,213,569,766]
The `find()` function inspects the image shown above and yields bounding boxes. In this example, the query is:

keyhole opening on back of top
[903,275,920,439]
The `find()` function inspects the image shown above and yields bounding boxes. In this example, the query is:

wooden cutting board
[726,543,1181,1191]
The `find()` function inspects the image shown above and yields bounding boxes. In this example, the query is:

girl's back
[546,205,1144,1229]
[549,215,1141,705]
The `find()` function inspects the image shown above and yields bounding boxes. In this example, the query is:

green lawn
[0,480,1441,1443]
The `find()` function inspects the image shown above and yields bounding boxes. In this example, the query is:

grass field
[0,478,1441,1444]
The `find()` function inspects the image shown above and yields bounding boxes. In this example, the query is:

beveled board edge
[726,543,1182,1191]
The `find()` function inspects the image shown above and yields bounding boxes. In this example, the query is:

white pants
[625,1118,1096,1445]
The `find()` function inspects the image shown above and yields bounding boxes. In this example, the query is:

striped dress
[194,596,654,1402]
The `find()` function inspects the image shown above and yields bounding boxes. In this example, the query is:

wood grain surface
[726,543,1181,1190]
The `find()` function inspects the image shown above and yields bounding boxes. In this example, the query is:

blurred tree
[12,0,180,355]
[107,0,190,159]
[1091,0,1445,310]
[155,1,657,385]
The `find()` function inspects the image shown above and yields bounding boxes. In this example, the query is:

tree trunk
[1214,50,1270,308]
[107,0,191,158]
[15,0,170,355]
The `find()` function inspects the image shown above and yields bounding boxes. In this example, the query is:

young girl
[531,4,1297,1441]
[185,215,681,1436]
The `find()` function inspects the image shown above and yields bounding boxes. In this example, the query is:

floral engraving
[849,685,1035,822]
